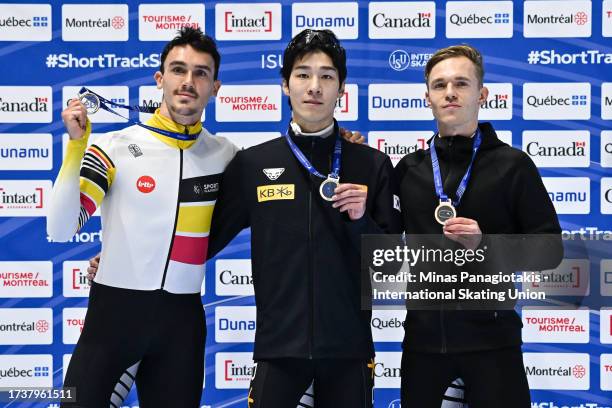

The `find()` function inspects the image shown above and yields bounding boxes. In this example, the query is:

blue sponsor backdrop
[0,0,611,407]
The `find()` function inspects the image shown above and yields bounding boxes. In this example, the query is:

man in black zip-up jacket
[394,45,563,408]
[208,30,402,407]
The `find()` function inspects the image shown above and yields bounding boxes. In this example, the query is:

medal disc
[79,92,100,114]
[319,177,339,201]
[434,201,456,225]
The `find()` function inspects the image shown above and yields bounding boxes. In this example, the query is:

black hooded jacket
[394,122,563,353]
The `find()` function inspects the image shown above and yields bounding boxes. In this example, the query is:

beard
[169,101,199,117]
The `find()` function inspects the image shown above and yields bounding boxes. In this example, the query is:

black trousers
[401,346,531,408]
[248,358,374,408]
[62,282,205,408]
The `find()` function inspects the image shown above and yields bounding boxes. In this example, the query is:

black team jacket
[208,121,403,360]
[394,122,563,353]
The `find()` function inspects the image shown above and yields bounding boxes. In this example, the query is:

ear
[213,80,221,97]
[425,90,431,108]
[154,71,163,89]
[282,79,290,97]
[479,86,489,105]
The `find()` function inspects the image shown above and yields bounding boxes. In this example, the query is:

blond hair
[425,45,484,87]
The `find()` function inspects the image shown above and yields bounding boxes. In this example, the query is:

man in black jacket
[394,45,563,408]
[208,29,402,407]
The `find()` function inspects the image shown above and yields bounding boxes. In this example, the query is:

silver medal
[319,176,339,201]
[78,91,100,115]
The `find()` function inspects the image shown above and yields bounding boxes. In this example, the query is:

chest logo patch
[263,168,285,181]
[128,144,143,158]
[257,184,295,202]
[194,182,219,196]
[136,175,156,194]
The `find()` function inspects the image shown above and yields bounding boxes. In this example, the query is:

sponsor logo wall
[0,134,52,171]
[523,1,592,38]
[217,3,281,41]
[0,1,609,406]
[0,4,51,41]
[445,1,513,39]
[524,353,591,390]
[293,2,359,39]
[368,2,436,39]
[139,3,205,41]
[61,4,129,42]
[0,355,53,388]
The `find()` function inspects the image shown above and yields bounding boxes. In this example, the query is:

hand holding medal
[331,183,368,220]
[442,217,482,250]
[62,98,88,140]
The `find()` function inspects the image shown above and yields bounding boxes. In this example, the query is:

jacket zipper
[439,136,454,353]
[160,133,185,289]
[307,137,315,359]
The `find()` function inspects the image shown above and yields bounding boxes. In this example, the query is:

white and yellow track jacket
[47,110,238,294]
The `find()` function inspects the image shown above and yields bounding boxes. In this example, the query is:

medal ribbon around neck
[76,87,199,141]
[430,128,483,207]
[284,124,342,201]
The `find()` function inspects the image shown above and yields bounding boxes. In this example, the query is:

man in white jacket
[49,27,236,407]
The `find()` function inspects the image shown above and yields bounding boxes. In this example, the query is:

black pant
[248,358,374,408]
[401,346,530,408]
[61,282,205,408]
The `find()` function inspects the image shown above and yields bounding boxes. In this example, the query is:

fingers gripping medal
[319,176,339,201]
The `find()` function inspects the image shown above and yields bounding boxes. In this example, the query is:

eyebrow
[168,61,212,72]
[293,65,338,72]
[431,75,472,83]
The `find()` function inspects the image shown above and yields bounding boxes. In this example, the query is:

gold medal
[434,199,456,225]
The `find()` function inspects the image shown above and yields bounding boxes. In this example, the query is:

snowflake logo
[112,16,125,30]
[572,364,586,379]
[36,320,49,333]
[574,12,588,26]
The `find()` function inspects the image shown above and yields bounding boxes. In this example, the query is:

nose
[182,70,195,89]
[307,77,322,95]
[444,83,457,100]
[179,77,196,96]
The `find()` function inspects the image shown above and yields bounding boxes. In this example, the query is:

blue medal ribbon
[430,128,482,207]
[284,127,342,180]
[78,87,199,141]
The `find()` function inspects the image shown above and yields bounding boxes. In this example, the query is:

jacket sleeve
[46,122,116,242]
[489,153,563,271]
[207,151,250,259]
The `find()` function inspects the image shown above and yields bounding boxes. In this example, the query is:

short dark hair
[425,44,484,87]
[281,29,347,86]
[160,27,221,80]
